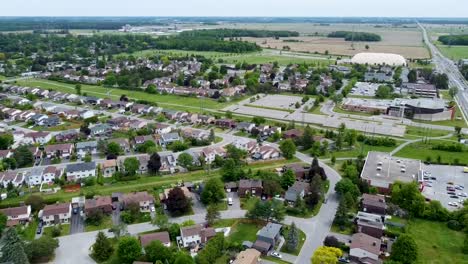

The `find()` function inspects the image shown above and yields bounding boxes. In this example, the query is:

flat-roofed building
[401,82,438,98]
[341,98,392,114]
[388,98,453,121]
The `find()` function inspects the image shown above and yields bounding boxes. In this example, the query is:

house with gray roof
[76,141,98,158]
[253,223,282,254]
[66,161,96,181]
[159,132,181,146]
[285,181,310,203]
[89,123,112,137]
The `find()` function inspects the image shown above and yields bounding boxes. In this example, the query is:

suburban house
[76,141,98,159]
[0,205,32,227]
[282,129,303,139]
[134,135,156,147]
[44,143,74,159]
[159,132,181,146]
[225,182,238,193]
[356,211,385,239]
[237,122,256,133]
[361,194,387,215]
[66,162,97,181]
[201,146,226,164]
[43,166,62,184]
[154,123,172,134]
[41,202,72,226]
[85,196,113,216]
[0,171,23,188]
[108,138,131,153]
[350,233,382,264]
[233,249,261,264]
[252,145,280,160]
[285,181,310,203]
[253,223,282,254]
[101,159,117,178]
[159,187,191,204]
[24,131,52,144]
[283,163,310,180]
[139,231,171,247]
[238,179,263,198]
[122,192,154,212]
[56,130,81,142]
[89,123,112,137]
[215,119,236,129]
[179,225,216,248]
[25,167,44,186]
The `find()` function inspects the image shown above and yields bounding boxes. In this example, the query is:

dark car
[338,257,350,263]
[36,226,42,234]
[72,207,79,214]
[430,177,437,180]
[450,195,459,199]
[447,191,456,195]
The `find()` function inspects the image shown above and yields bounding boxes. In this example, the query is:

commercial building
[388,98,453,121]
[341,98,392,114]
[401,82,438,98]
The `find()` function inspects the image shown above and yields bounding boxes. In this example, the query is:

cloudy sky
[0,0,466,17]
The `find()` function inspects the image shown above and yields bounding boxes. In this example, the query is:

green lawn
[330,223,354,235]
[43,224,71,237]
[320,141,403,159]
[437,45,468,60]
[227,221,264,244]
[395,139,468,165]
[404,126,452,139]
[85,215,113,232]
[240,197,260,210]
[333,106,376,117]
[408,219,468,264]
[17,220,39,241]
[280,227,306,256]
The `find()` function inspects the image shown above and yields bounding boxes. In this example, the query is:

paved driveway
[70,212,84,234]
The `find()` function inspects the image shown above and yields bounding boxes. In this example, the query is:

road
[419,23,468,127]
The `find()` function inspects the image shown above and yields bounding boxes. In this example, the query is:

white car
[271,252,282,259]
[448,202,458,207]
[150,206,155,212]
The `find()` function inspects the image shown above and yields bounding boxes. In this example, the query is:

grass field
[333,106,376,117]
[395,139,468,164]
[280,227,306,256]
[438,45,468,60]
[408,219,468,264]
[18,219,39,241]
[319,141,403,159]
[43,224,71,237]
[404,126,452,139]
[15,79,232,112]
[227,221,264,244]
[85,215,113,232]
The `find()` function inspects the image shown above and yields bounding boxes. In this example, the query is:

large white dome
[351,52,407,66]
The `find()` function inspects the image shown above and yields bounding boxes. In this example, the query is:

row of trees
[328,31,382,41]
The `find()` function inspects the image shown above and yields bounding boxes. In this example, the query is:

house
[122,192,154,212]
[25,167,44,186]
[356,211,385,239]
[43,166,62,184]
[181,128,209,141]
[225,182,238,192]
[361,194,387,215]
[0,171,22,188]
[66,162,96,181]
[80,110,95,120]
[0,149,12,160]
[41,202,72,226]
[253,223,282,254]
[154,123,172,134]
[44,143,74,159]
[215,119,236,129]
[350,233,382,264]
[179,225,216,248]
[283,129,303,139]
[233,249,261,264]
[24,131,52,144]
[285,181,310,203]
[283,163,310,180]
[101,159,117,178]
[29,146,42,163]
[108,138,131,153]
[201,146,226,164]
[0,205,32,227]
[90,123,112,137]
[76,141,98,158]
[85,196,113,215]
[134,135,156,147]
[139,231,171,247]
[253,145,280,160]
[237,122,256,133]
[56,130,81,142]
[238,179,263,198]
[159,132,181,146]
[159,186,191,203]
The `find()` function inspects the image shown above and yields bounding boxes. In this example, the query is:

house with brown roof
[139,231,171,247]
[282,129,303,139]
[122,192,155,212]
[283,163,310,180]
[361,194,387,215]
[0,205,32,227]
[44,143,74,159]
[108,138,131,153]
[356,211,385,239]
[159,187,191,203]
[238,179,263,198]
[179,225,216,248]
[41,202,71,226]
[233,248,261,264]
[101,159,117,178]
[85,196,113,216]
[42,166,62,184]
[350,233,382,264]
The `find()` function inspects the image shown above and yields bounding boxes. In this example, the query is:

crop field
[426,24,468,60]
[202,23,429,59]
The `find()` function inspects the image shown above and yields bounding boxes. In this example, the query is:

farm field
[426,24,468,60]
[437,45,468,60]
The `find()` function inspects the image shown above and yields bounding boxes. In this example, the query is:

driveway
[191,193,207,215]
[111,202,121,225]
[227,192,241,211]
[70,212,84,234]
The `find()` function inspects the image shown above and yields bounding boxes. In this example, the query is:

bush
[447,220,463,231]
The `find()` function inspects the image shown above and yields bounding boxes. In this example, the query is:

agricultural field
[426,24,468,60]
[201,23,429,59]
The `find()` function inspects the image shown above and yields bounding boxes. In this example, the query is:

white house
[0,205,32,226]
[23,132,52,145]
[80,110,95,119]
[41,203,72,226]
[76,141,98,158]
[43,166,62,184]
[179,225,216,248]
[66,161,96,181]
[25,167,43,186]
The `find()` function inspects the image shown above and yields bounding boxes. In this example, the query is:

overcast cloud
[0,0,466,17]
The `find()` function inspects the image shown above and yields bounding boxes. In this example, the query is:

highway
[419,23,468,126]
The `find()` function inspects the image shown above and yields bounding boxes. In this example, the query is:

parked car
[447,191,456,195]
[271,252,282,259]
[430,177,437,180]
[450,195,459,199]
[338,257,351,263]
[228,198,233,206]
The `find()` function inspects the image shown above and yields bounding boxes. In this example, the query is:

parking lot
[421,164,468,210]
[349,82,380,97]
[249,94,313,110]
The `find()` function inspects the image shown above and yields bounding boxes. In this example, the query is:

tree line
[180,28,300,38]
[439,35,468,46]
[328,31,382,41]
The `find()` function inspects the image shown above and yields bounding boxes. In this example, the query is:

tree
[449,86,459,98]
[75,84,82,95]
[166,187,191,216]
[177,153,193,169]
[117,236,141,264]
[174,252,195,264]
[148,152,162,174]
[0,133,13,150]
[0,212,6,235]
[145,240,173,263]
[25,235,59,263]
[365,44,370,50]
[1,228,29,264]
[86,210,104,226]
[205,204,221,226]
[335,178,360,200]
[390,234,418,264]
[390,182,426,217]
[455,126,462,136]
[463,236,468,254]
[246,199,285,222]
[375,85,393,99]
[311,246,342,264]
[146,84,157,94]
[123,157,140,176]
[107,142,122,157]
[407,69,417,83]
[13,145,34,168]
[221,158,244,182]
[152,212,169,230]
[170,141,189,152]
[109,223,127,239]
[301,125,315,150]
[201,178,226,205]
[286,222,299,252]
[252,116,266,125]
[25,194,45,212]
[280,139,296,159]
[281,169,296,189]
[225,145,248,163]
[209,129,215,143]
[334,198,349,229]
[323,236,341,248]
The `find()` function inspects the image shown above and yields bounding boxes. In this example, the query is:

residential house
[108,138,131,153]
[283,163,310,180]
[44,143,74,159]
[154,123,172,134]
[139,231,171,247]
[253,223,282,254]
[181,128,209,141]
[25,167,44,186]
[80,110,95,119]
[159,132,181,146]
[215,119,236,129]
[134,135,156,147]
[179,225,216,248]
[201,146,226,164]
[285,181,310,203]
[0,205,32,227]
[159,187,191,203]
[253,145,280,160]
[225,182,238,193]
[237,122,256,133]
[282,129,303,139]
[361,194,387,215]
[238,179,263,198]
[24,131,52,144]
[101,159,117,178]
[41,202,72,226]
[122,192,154,212]
[0,171,22,188]
[85,196,113,215]
[0,150,12,161]
[66,162,97,181]
[29,146,42,163]
[56,130,81,142]
[90,123,112,137]
[233,249,261,264]
[356,211,385,239]
[76,141,98,159]
[350,233,382,264]
[43,166,62,184]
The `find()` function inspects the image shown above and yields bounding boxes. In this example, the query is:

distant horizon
[0,16,467,19]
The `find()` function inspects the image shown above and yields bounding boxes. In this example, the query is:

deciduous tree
[117,236,141,264]
[311,246,342,264]
[390,234,418,264]
[279,139,296,159]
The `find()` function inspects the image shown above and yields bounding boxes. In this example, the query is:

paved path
[389,132,454,155]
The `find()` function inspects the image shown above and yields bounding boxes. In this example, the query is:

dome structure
[351,52,407,66]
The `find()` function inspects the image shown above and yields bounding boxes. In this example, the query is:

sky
[0,0,466,18]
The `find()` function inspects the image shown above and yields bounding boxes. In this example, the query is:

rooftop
[257,222,282,239]
[139,231,170,247]
[351,232,381,256]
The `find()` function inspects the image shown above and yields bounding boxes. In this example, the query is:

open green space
[280,227,306,256]
[437,45,468,60]
[221,54,333,66]
[227,221,264,244]
[408,219,468,264]
[43,224,71,237]
[394,139,468,165]
[85,215,113,232]
[333,106,376,117]
[319,141,403,159]
[17,219,39,241]
[404,126,452,139]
